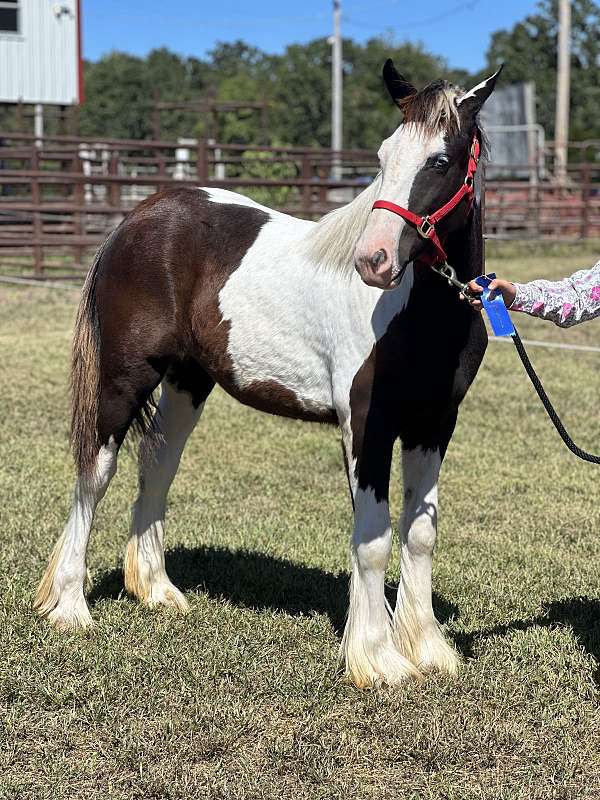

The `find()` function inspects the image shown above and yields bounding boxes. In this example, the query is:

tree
[208,42,275,145]
[79,52,152,139]
[269,39,333,148]
[78,49,212,140]
[484,0,600,140]
[5,7,599,148]
[269,36,468,151]
[146,48,209,140]
[343,37,470,151]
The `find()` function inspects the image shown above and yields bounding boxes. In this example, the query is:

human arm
[461,261,600,328]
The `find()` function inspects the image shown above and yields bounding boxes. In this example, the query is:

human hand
[460,278,517,311]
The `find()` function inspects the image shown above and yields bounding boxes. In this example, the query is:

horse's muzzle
[355,250,407,290]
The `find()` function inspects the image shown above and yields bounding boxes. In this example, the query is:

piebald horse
[35,61,500,687]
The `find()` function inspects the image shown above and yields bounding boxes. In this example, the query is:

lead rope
[432,262,600,464]
[511,327,600,464]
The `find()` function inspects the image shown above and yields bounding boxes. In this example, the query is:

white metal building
[480,82,543,180]
[0,0,82,105]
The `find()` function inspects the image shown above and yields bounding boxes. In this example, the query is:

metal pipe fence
[1,132,599,280]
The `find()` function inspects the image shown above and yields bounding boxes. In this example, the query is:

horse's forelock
[401,80,463,136]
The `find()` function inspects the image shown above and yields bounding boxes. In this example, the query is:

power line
[345,0,481,32]
[98,0,481,36]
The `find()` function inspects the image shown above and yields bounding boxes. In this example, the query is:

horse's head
[354,60,502,290]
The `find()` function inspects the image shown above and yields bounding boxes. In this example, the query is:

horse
[34,59,501,688]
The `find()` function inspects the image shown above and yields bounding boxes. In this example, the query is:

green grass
[1,248,600,799]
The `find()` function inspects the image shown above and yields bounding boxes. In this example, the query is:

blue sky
[82,0,541,73]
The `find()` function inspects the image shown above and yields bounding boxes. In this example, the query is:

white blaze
[355,124,446,270]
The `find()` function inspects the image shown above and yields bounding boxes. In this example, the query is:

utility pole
[331,0,343,181]
[555,0,571,183]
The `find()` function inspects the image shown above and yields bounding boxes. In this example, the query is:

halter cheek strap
[371,134,481,266]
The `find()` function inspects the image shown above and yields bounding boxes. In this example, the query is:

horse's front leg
[339,418,421,688]
[393,445,460,674]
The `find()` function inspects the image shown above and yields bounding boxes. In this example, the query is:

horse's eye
[432,155,450,170]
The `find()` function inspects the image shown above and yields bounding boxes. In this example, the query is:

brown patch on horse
[185,193,336,424]
[235,373,336,424]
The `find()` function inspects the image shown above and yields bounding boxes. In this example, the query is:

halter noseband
[371,133,481,266]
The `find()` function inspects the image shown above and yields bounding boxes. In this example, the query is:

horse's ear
[383,58,417,109]
[456,65,503,124]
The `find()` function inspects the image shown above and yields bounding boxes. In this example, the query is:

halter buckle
[417,216,434,238]
[464,174,474,188]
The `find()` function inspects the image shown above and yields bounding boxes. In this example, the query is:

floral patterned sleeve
[510,260,600,328]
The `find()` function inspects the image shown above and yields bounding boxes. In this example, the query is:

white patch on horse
[204,186,292,222]
[354,124,446,274]
[456,71,500,105]
[212,188,413,419]
[456,77,489,104]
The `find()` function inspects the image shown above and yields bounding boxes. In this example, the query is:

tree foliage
[79,47,211,140]
[71,36,470,149]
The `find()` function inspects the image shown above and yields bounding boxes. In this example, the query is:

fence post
[301,153,311,216]
[197,140,209,184]
[581,163,591,240]
[30,147,43,278]
[156,151,167,192]
[73,154,85,270]
[527,158,537,238]
[108,152,120,207]
[318,163,327,209]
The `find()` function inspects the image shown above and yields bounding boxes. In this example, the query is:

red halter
[371,133,481,266]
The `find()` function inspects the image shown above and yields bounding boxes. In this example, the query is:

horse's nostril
[371,249,387,269]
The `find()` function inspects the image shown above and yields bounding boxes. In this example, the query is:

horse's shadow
[89,544,457,636]
[89,547,600,677]
[457,597,600,677]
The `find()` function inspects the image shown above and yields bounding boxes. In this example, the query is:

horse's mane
[302,174,383,274]
[303,79,481,274]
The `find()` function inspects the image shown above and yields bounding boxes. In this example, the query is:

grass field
[1,247,600,799]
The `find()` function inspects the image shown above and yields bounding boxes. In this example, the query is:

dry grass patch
[1,246,600,799]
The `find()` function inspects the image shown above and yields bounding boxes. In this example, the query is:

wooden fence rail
[1,132,599,279]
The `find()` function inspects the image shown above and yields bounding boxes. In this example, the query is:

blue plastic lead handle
[475,273,515,338]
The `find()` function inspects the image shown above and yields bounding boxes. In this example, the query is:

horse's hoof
[144,583,190,613]
[43,599,94,632]
[342,641,423,688]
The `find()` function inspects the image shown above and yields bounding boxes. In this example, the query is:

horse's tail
[70,234,112,476]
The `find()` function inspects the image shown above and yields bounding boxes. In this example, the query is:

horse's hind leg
[124,365,213,612]
[393,444,460,674]
[34,439,119,630]
[34,358,164,630]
